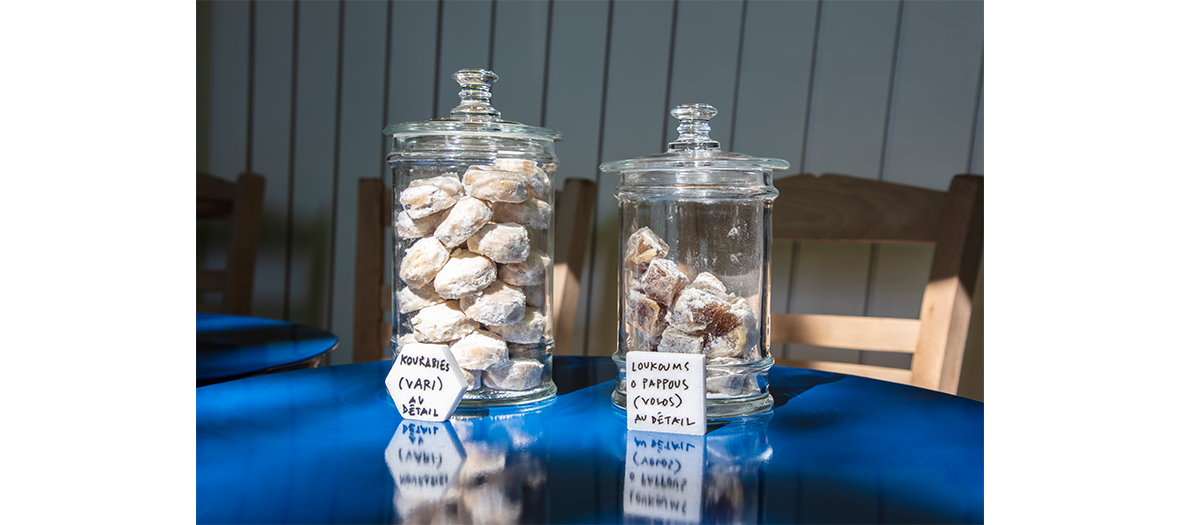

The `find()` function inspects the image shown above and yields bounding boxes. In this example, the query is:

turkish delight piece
[508,343,544,359]
[489,198,551,230]
[397,284,445,314]
[668,287,734,335]
[521,284,545,308]
[467,222,530,264]
[624,226,669,274]
[657,328,705,354]
[459,281,526,326]
[411,301,478,343]
[640,258,689,306]
[632,332,662,353]
[487,307,547,344]
[687,271,727,296]
[705,368,750,397]
[462,165,529,203]
[450,329,510,371]
[433,249,497,299]
[483,358,544,391]
[498,251,548,287]
[723,296,760,359]
[625,289,665,338]
[399,237,450,289]
[703,325,747,359]
[461,367,482,390]
[433,196,492,248]
[399,174,463,219]
[395,208,447,239]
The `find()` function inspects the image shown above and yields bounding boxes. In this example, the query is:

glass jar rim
[383,119,563,142]
[600,149,789,172]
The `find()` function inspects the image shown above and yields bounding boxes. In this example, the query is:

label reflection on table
[384,410,547,523]
[624,430,705,523]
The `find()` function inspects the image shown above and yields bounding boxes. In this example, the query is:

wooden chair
[353,177,597,362]
[770,173,983,394]
[197,172,265,316]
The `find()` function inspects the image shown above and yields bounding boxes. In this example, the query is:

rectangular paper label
[626,351,706,435]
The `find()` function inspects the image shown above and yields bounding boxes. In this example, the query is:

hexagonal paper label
[385,420,466,501]
[386,343,469,421]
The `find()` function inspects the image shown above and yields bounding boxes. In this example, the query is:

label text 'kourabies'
[398,353,452,372]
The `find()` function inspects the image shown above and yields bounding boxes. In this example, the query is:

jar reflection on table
[702,414,775,524]
[386,411,549,524]
[603,104,789,419]
[622,413,775,524]
[386,69,562,407]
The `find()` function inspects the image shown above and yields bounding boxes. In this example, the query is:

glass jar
[602,103,788,419]
[384,69,562,407]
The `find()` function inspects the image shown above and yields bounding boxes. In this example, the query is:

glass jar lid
[383,69,563,143]
[599,104,788,172]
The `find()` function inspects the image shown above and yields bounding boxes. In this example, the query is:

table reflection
[197,358,982,524]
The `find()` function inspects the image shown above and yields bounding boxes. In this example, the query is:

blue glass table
[196,313,339,387]
[196,356,982,524]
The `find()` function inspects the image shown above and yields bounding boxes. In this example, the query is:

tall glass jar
[602,104,788,419]
[384,69,562,407]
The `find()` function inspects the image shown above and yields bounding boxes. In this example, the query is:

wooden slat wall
[197,0,984,398]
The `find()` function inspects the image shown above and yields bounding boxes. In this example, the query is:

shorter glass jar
[602,104,789,419]
[384,70,562,407]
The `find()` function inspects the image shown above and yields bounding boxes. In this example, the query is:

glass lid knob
[449,69,502,120]
[667,103,721,151]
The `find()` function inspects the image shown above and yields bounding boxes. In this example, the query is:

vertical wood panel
[197,1,212,173]
[544,0,610,190]
[971,84,984,175]
[387,1,441,127]
[788,0,901,363]
[288,0,340,329]
[207,1,250,184]
[434,0,493,117]
[250,0,295,322]
[881,0,983,189]
[586,0,677,357]
[544,0,612,355]
[329,0,390,365]
[865,0,983,370]
[733,0,817,170]
[202,1,251,274]
[733,0,819,359]
[803,0,899,176]
[489,0,549,127]
[664,0,744,148]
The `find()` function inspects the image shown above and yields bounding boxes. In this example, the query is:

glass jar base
[459,380,557,408]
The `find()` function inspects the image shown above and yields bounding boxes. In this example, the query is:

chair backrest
[770,173,983,394]
[353,177,597,363]
[197,172,265,316]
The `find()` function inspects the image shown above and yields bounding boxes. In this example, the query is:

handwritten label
[626,351,706,435]
[623,430,704,523]
[385,343,469,421]
[385,420,466,500]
